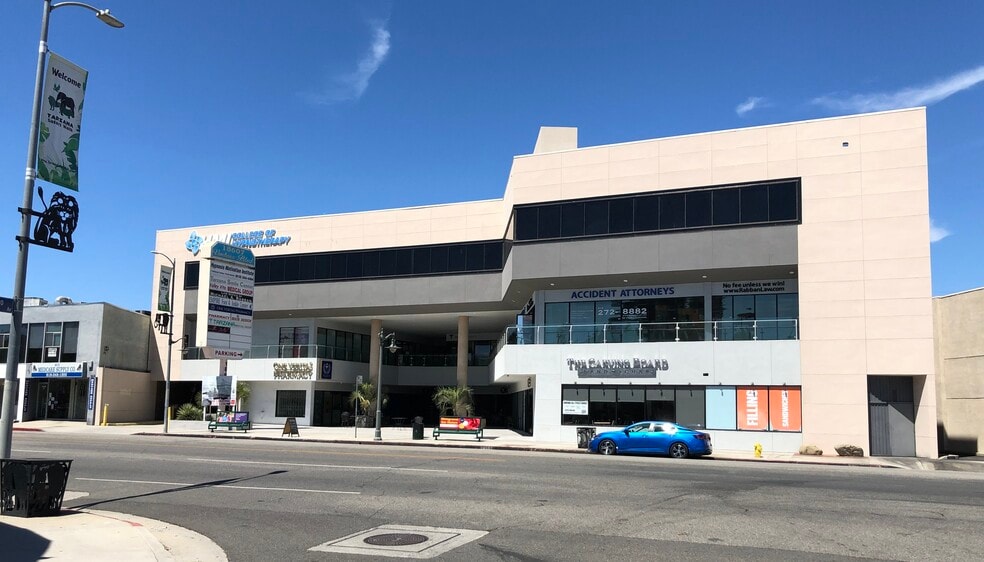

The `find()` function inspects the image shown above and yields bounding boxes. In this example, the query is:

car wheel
[598,439,617,456]
[669,442,689,459]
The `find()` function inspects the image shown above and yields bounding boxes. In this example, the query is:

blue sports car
[588,421,712,458]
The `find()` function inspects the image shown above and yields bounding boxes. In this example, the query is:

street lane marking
[12,449,51,453]
[75,477,360,495]
[187,457,449,473]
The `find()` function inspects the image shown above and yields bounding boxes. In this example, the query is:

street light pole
[152,252,177,434]
[0,0,123,459]
[374,331,397,441]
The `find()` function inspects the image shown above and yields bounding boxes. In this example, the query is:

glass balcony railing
[499,319,799,348]
[182,344,369,362]
[182,345,494,367]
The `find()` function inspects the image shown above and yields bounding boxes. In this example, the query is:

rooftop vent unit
[55,296,74,305]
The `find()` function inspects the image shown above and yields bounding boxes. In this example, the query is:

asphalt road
[10,433,984,561]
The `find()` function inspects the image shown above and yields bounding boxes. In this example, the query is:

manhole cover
[363,533,429,546]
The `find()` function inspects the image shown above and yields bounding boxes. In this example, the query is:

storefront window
[562,384,709,430]
[276,390,306,417]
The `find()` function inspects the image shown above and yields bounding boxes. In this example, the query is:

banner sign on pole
[37,52,88,191]
[157,265,173,313]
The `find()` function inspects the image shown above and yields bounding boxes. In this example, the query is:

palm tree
[432,386,474,417]
[350,381,385,427]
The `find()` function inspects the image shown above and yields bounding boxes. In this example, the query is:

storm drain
[310,524,488,559]
[364,533,429,546]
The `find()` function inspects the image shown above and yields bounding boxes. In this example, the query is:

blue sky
[1,1,981,311]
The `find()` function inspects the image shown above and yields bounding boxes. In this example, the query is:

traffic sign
[0,297,13,314]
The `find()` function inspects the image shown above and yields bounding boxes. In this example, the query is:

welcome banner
[37,52,87,190]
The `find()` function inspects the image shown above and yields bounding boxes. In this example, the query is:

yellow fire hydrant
[754,443,763,458]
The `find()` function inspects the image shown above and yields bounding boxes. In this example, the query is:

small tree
[433,386,474,417]
[236,381,251,411]
[350,381,386,426]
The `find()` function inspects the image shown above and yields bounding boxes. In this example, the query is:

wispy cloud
[735,96,766,116]
[929,218,952,243]
[305,20,391,105]
[812,64,984,113]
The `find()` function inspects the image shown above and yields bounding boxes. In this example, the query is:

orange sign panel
[737,387,768,430]
[768,388,802,431]
[439,416,482,431]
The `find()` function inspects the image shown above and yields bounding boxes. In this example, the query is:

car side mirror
[624,429,630,436]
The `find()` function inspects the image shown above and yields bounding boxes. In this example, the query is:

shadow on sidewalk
[0,520,50,560]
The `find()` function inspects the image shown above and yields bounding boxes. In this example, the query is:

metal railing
[499,319,799,347]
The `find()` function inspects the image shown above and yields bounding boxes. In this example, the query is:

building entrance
[25,378,87,421]
[868,375,916,456]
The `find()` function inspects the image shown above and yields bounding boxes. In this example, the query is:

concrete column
[369,319,382,385]
[456,316,469,388]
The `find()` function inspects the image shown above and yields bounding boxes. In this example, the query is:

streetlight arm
[52,2,125,27]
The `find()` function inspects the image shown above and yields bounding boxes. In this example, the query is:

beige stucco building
[150,107,937,457]
[934,287,984,456]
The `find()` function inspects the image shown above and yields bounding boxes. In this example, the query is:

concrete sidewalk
[4,419,983,561]
[0,500,226,561]
[16,419,984,471]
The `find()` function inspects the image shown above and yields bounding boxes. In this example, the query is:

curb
[135,431,580,454]
[135,431,910,468]
[12,427,43,432]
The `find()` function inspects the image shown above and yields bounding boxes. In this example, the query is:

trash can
[412,416,425,440]
[576,427,596,449]
[1,459,73,517]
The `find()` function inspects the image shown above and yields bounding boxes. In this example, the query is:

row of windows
[0,322,80,363]
[185,242,504,288]
[180,180,799,289]
[514,180,800,242]
[561,384,803,432]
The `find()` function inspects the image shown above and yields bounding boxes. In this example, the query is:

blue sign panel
[0,297,13,314]
[321,360,333,380]
[210,242,255,267]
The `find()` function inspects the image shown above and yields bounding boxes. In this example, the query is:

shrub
[176,403,203,420]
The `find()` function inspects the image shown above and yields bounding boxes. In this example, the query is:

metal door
[868,376,916,456]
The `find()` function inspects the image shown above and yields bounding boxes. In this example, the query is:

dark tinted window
[466,244,485,270]
[515,207,538,241]
[283,256,299,282]
[362,251,379,277]
[484,242,502,269]
[412,248,431,274]
[584,200,609,235]
[448,246,466,271]
[686,191,712,227]
[634,195,659,231]
[299,256,316,280]
[769,182,797,221]
[659,193,686,230]
[378,250,396,276]
[713,189,739,225]
[430,246,448,273]
[538,205,561,239]
[315,255,329,279]
[561,202,585,237]
[610,198,634,233]
[268,257,285,283]
[395,249,412,275]
[346,253,363,278]
[740,185,769,223]
[329,255,346,279]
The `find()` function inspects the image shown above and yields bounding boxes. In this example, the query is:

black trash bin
[412,416,425,440]
[576,427,596,449]
[1,459,73,517]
